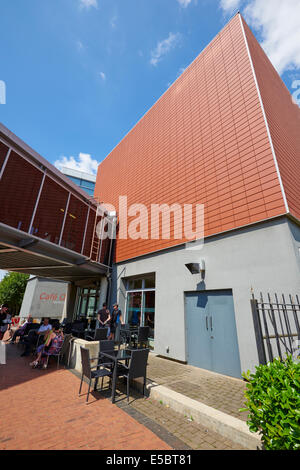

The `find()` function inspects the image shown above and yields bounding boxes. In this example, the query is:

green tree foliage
[240,356,300,450]
[0,272,29,315]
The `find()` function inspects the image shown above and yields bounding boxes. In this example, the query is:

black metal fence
[251,292,300,365]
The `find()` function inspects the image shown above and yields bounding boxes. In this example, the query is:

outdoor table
[119,327,138,346]
[84,329,95,340]
[99,349,132,403]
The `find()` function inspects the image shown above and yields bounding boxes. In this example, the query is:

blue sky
[0,0,299,178]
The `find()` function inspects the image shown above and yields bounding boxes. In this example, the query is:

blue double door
[185,290,241,378]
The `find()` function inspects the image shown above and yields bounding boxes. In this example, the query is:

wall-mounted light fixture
[185,260,205,277]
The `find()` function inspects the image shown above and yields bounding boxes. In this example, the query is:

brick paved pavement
[0,344,246,450]
[118,395,246,450]
[146,355,248,421]
[0,344,170,451]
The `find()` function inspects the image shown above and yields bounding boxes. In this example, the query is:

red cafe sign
[40,292,66,302]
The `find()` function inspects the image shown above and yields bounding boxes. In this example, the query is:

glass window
[85,188,94,196]
[81,180,95,190]
[126,292,142,326]
[128,279,143,290]
[87,296,96,317]
[144,276,155,289]
[76,288,99,320]
[124,275,155,348]
[78,296,87,317]
[67,176,81,186]
[143,291,155,340]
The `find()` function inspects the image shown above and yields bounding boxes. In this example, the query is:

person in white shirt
[21,317,52,357]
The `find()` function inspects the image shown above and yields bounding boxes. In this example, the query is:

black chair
[79,347,112,404]
[44,333,72,369]
[98,340,115,365]
[32,332,44,355]
[86,328,108,341]
[60,318,67,328]
[18,323,40,350]
[114,323,121,343]
[71,322,85,338]
[119,324,131,345]
[115,348,149,402]
[130,326,150,349]
[62,322,73,334]
[49,319,60,329]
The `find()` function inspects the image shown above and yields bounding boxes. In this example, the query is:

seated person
[21,317,52,357]
[0,304,11,341]
[30,325,64,369]
[9,314,33,344]
[11,314,20,328]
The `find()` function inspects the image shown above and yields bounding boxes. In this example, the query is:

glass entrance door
[126,292,142,327]
[143,291,155,340]
[125,283,155,349]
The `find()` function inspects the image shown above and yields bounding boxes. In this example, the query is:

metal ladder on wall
[89,196,103,263]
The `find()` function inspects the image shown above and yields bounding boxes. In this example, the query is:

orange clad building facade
[1,14,299,378]
[95,14,300,263]
[93,14,300,376]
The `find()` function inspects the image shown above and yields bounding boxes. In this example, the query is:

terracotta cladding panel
[95,15,284,263]
[243,18,300,220]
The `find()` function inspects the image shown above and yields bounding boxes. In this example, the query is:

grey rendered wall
[115,217,300,374]
[288,219,300,271]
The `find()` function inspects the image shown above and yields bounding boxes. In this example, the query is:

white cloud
[220,0,241,13]
[76,40,84,52]
[55,153,99,175]
[220,0,300,76]
[150,33,181,67]
[79,0,98,10]
[244,0,300,75]
[99,72,106,81]
[177,0,193,8]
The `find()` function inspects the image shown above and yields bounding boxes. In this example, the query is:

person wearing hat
[108,303,123,340]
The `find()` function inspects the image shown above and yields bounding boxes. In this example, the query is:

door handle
[210,317,213,331]
[205,316,208,330]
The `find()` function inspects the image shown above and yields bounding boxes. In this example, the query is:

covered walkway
[0,122,113,285]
